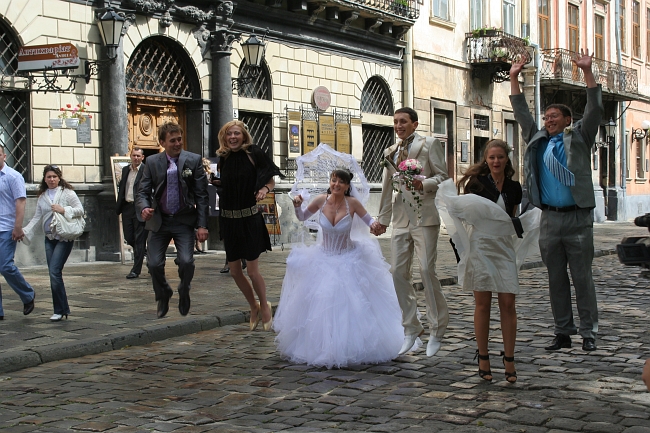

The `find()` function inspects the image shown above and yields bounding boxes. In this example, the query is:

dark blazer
[116,163,145,221]
[510,85,603,210]
[467,175,522,217]
[135,150,209,233]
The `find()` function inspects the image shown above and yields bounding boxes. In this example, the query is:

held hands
[12,227,24,242]
[370,221,387,236]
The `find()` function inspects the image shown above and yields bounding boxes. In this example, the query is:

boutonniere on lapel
[379,159,390,169]
[564,126,573,134]
[181,168,193,178]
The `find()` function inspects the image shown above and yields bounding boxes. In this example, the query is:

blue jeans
[0,230,35,317]
[44,237,74,315]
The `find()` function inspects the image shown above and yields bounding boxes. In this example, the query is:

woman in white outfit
[24,165,84,322]
[273,169,403,369]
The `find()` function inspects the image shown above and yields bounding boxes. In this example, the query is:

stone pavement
[0,222,643,375]
[0,235,649,432]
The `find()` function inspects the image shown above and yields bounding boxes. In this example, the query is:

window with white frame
[432,0,450,20]
[470,0,484,30]
[503,0,515,35]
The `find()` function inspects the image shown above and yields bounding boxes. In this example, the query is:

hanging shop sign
[319,114,335,148]
[17,43,80,72]
[311,86,331,111]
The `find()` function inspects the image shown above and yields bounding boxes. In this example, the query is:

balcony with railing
[465,30,532,82]
[355,0,419,20]
[540,49,639,100]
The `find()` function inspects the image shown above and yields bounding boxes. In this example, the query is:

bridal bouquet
[392,158,425,219]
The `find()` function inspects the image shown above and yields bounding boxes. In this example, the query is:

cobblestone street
[1,252,649,432]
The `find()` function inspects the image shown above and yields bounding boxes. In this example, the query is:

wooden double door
[127,98,186,158]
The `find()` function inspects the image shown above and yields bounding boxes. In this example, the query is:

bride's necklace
[330,197,344,214]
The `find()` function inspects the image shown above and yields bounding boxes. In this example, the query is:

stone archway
[125,36,200,156]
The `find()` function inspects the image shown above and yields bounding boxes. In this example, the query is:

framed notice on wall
[336,122,351,154]
[319,114,335,147]
[461,141,469,162]
[76,116,91,143]
[288,110,301,156]
[257,192,281,235]
[303,120,318,154]
[110,156,133,265]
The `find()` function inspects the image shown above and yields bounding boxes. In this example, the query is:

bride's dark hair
[328,169,353,196]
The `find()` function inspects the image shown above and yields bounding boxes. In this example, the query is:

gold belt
[222,205,259,219]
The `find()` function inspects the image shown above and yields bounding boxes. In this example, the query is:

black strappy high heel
[501,351,517,383]
[474,350,492,381]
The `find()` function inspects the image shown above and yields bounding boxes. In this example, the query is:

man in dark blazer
[116,146,147,279]
[510,50,603,352]
[136,122,209,319]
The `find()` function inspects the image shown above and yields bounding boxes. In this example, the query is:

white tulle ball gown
[273,202,403,369]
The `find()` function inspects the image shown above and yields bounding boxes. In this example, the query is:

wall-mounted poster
[336,122,351,154]
[110,156,133,265]
[303,120,318,154]
[257,192,281,235]
[461,141,469,162]
[288,110,301,156]
[76,115,91,143]
[319,114,335,148]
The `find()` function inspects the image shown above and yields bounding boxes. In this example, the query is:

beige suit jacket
[377,133,449,228]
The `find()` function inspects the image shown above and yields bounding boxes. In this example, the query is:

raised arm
[509,57,539,144]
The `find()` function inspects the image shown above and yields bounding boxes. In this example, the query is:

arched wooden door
[125,36,199,157]
[127,98,186,157]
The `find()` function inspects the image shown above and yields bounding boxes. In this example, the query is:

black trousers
[121,202,147,275]
[146,215,195,301]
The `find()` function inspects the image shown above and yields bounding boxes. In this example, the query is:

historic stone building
[409,0,649,222]
[1,0,417,264]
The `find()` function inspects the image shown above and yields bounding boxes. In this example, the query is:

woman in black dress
[456,139,522,383]
[216,120,283,331]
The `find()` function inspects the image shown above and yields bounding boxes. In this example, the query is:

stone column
[209,29,238,156]
[100,43,129,181]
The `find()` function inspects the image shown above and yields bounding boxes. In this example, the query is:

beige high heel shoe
[249,302,261,331]
[262,302,273,331]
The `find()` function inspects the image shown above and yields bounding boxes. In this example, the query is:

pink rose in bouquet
[391,158,425,219]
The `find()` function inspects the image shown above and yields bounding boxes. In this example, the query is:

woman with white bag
[23,165,84,321]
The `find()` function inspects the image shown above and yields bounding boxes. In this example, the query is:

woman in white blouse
[24,165,84,321]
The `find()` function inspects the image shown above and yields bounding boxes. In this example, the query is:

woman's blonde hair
[201,157,212,174]
[216,120,254,157]
[456,139,514,194]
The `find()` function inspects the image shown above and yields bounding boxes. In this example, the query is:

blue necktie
[543,134,575,187]
[167,158,180,214]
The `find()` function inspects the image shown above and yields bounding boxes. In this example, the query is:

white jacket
[23,187,84,243]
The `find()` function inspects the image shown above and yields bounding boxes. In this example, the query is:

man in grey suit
[136,122,209,319]
[510,51,603,351]
[373,107,450,357]
[116,147,147,279]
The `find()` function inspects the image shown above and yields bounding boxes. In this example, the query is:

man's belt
[541,204,581,212]
[222,205,259,219]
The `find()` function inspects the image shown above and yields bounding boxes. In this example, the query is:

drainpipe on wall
[403,28,414,109]
[615,0,627,220]
[529,42,542,125]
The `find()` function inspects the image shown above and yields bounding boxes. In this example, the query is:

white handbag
[50,192,86,241]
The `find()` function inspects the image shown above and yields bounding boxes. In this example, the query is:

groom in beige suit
[373,107,450,357]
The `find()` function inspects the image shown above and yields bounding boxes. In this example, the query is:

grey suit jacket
[377,133,449,228]
[135,150,209,232]
[510,85,603,209]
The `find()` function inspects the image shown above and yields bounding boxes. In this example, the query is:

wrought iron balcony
[465,30,531,82]
[540,49,639,99]
[355,0,420,20]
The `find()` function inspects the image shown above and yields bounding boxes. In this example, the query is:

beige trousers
[391,225,449,338]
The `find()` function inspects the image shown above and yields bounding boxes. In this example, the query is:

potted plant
[393,0,409,14]
[492,48,508,62]
[51,101,92,130]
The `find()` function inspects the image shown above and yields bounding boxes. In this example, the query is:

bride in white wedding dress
[273,168,403,369]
